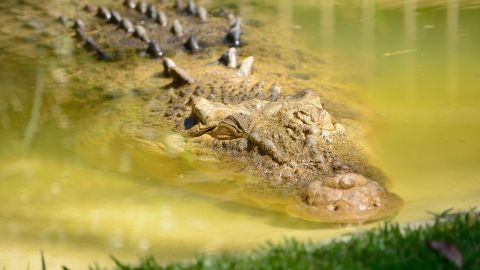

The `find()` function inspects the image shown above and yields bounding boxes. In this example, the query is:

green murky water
[1,0,479,268]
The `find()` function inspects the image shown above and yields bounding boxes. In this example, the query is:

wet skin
[30,0,403,223]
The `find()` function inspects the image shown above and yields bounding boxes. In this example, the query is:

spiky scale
[146,41,163,59]
[184,35,200,53]
[97,6,111,21]
[226,18,241,47]
[156,11,168,27]
[171,19,184,37]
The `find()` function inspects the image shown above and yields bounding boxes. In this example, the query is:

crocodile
[6,0,403,223]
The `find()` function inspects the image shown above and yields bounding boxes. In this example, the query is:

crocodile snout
[287,173,403,223]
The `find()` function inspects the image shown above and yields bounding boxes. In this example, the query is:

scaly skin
[2,0,403,223]
[156,81,403,223]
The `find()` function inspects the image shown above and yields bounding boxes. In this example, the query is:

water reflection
[404,0,417,101]
[362,0,376,90]
[447,0,459,99]
[362,0,375,53]
[320,0,335,48]
[278,0,293,40]
[0,98,9,130]
[22,64,45,152]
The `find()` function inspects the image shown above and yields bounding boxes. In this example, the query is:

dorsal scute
[67,0,236,60]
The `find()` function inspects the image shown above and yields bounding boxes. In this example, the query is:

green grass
[105,209,479,270]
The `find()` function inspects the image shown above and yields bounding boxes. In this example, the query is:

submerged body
[14,0,402,223]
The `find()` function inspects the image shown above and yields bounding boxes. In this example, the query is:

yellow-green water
[1,0,479,269]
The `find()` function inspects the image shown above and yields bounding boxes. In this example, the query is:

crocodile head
[189,89,403,223]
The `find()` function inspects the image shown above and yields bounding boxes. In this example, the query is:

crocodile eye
[209,114,247,140]
[210,124,240,140]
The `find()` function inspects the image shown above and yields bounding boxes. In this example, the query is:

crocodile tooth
[147,5,158,20]
[123,0,136,9]
[225,18,241,47]
[110,11,122,24]
[163,58,176,76]
[120,18,135,33]
[237,56,254,77]
[134,25,150,42]
[171,19,184,38]
[156,11,168,27]
[97,6,111,21]
[174,0,185,12]
[146,41,163,59]
[186,0,196,15]
[163,57,176,76]
[72,19,84,30]
[184,35,200,53]
[197,6,208,22]
[171,66,195,86]
[219,48,237,69]
[136,0,148,14]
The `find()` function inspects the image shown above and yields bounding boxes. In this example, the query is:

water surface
[0,0,479,269]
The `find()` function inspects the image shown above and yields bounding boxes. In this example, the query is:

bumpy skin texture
[290,173,403,223]
[160,79,403,223]
[59,0,402,223]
